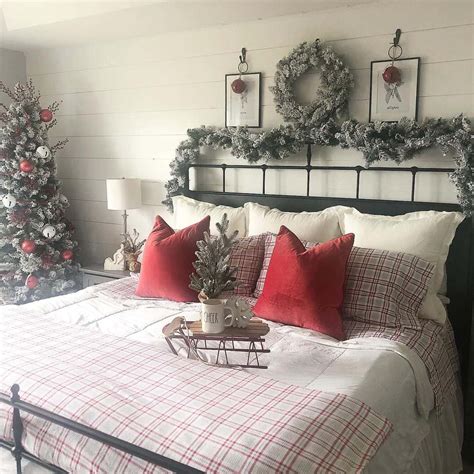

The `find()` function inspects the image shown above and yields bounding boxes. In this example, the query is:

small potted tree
[189,213,238,301]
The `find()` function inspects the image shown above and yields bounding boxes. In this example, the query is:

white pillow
[339,208,464,325]
[245,202,350,242]
[172,195,247,237]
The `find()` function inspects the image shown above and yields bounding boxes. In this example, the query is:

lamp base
[104,244,126,271]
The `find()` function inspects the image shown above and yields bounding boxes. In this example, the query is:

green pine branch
[189,213,239,299]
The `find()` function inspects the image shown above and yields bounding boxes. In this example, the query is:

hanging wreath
[270,39,354,128]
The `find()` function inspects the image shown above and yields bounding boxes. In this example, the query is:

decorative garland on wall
[164,40,473,215]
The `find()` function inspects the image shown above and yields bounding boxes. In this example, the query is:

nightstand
[81,264,130,288]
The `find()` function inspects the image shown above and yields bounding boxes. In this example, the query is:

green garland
[335,116,473,213]
[164,116,472,215]
[164,39,473,216]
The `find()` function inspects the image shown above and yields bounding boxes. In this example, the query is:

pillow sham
[339,209,464,324]
[221,234,266,297]
[253,233,315,298]
[136,215,210,302]
[172,195,247,237]
[343,247,435,329]
[245,202,348,242]
[253,227,354,340]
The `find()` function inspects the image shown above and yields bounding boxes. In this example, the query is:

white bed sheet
[6,279,463,473]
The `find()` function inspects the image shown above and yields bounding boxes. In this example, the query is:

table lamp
[104,178,142,270]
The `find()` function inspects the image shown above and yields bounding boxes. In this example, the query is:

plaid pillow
[343,247,435,329]
[253,233,316,298]
[222,234,266,297]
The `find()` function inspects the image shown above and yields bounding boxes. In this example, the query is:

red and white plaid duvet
[97,277,461,417]
[0,310,392,473]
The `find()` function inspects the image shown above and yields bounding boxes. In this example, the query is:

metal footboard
[0,384,203,474]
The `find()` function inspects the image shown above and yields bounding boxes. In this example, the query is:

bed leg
[10,384,23,474]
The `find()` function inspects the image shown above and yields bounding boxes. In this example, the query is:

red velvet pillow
[253,226,354,339]
[136,215,210,302]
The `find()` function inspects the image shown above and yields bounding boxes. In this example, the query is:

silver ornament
[36,145,51,159]
[2,194,16,208]
[42,225,56,238]
[59,194,69,205]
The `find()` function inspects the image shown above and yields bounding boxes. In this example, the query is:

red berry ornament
[382,65,401,84]
[26,275,39,289]
[62,249,74,261]
[19,160,34,173]
[40,109,53,122]
[231,78,246,94]
[21,240,36,254]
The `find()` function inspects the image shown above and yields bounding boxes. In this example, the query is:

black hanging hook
[388,29,403,61]
[237,47,248,74]
[239,48,247,65]
[393,29,402,47]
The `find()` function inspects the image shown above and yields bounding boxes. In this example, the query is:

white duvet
[3,279,459,473]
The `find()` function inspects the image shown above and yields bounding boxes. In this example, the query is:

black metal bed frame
[0,385,202,474]
[185,144,456,202]
[1,144,473,470]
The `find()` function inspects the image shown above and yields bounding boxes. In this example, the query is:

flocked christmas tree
[0,80,79,304]
[189,214,238,299]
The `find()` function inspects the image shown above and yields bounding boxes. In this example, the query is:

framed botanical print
[225,72,261,128]
[369,57,420,122]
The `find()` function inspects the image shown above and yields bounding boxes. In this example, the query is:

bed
[1,155,472,473]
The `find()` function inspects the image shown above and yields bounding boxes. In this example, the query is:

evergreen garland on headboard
[164,40,473,215]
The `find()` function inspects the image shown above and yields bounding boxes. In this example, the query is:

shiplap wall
[25,1,473,264]
[0,48,26,111]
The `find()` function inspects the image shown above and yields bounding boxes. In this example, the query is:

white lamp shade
[106,178,142,210]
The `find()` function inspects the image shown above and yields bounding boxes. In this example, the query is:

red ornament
[61,249,74,261]
[26,274,39,289]
[231,78,246,94]
[382,65,401,84]
[41,254,53,268]
[19,160,34,173]
[21,240,36,254]
[40,109,53,122]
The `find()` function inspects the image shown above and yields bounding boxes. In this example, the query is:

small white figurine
[104,244,125,270]
[225,297,254,328]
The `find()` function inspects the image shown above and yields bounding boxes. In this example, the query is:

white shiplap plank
[31,25,473,97]
[26,2,472,75]
[57,158,172,181]
[41,58,473,119]
[55,135,185,160]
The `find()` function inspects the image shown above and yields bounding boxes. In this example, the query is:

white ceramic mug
[201,299,236,334]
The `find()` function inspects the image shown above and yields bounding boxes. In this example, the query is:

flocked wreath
[164,39,473,216]
[270,39,354,127]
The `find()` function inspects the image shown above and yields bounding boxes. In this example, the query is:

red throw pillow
[253,227,354,340]
[136,215,210,302]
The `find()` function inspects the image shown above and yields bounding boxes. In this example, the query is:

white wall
[25,1,473,264]
[0,48,26,109]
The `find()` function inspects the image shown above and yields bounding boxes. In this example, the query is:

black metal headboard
[182,145,473,385]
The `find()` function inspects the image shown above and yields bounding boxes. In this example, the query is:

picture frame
[369,57,420,122]
[225,72,261,128]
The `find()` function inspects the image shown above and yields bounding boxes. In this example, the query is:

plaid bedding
[0,309,392,473]
[344,319,459,416]
[343,247,435,330]
[102,278,460,416]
